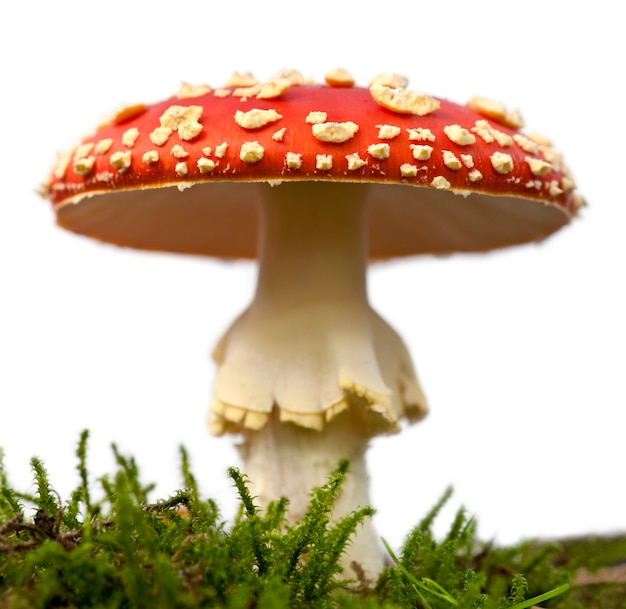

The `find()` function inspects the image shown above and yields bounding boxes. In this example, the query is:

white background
[1,1,623,550]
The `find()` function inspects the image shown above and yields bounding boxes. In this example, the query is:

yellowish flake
[471,120,512,146]
[400,163,418,178]
[272,128,286,142]
[460,154,474,168]
[490,151,514,174]
[376,124,401,139]
[73,156,96,176]
[367,143,390,160]
[285,152,302,169]
[240,141,264,163]
[159,105,202,129]
[306,111,328,124]
[235,108,283,129]
[150,126,173,146]
[540,146,563,170]
[178,121,203,141]
[142,150,159,164]
[312,121,359,143]
[197,157,216,173]
[177,82,211,99]
[525,156,552,176]
[468,169,483,182]
[94,138,114,155]
[110,151,132,172]
[471,120,494,143]
[110,103,147,125]
[548,180,563,196]
[171,144,188,159]
[561,176,576,192]
[215,143,228,158]
[442,150,462,170]
[233,85,263,98]
[370,84,440,116]
[202,146,212,156]
[410,144,433,161]
[158,105,203,141]
[324,67,355,87]
[490,128,513,147]
[122,127,140,148]
[175,161,189,176]
[407,127,435,142]
[225,71,258,88]
[346,153,367,170]
[513,133,539,154]
[214,89,231,98]
[443,124,475,146]
[316,154,333,170]
[369,73,409,89]
[257,78,291,99]
[467,96,524,129]
[273,69,306,86]
[527,132,552,147]
[431,176,451,189]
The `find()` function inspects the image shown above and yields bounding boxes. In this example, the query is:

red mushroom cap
[43,74,582,259]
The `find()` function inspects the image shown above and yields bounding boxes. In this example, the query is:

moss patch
[1,431,623,608]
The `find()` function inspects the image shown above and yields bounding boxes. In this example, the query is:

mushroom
[42,70,582,579]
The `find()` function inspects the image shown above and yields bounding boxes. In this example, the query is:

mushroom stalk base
[238,410,382,579]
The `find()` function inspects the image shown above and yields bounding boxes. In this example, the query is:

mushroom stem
[255,182,369,309]
[212,182,426,431]
[211,181,427,578]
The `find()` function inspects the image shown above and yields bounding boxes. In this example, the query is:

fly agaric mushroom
[42,69,583,579]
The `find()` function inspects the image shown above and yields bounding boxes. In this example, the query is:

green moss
[0,431,623,608]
